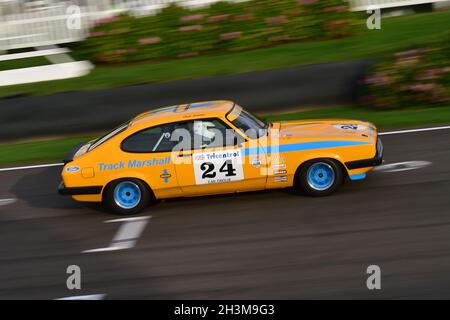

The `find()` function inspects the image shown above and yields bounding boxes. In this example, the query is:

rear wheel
[296,159,344,196]
[104,179,151,215]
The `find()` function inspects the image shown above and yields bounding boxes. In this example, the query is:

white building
[0,0,449,51]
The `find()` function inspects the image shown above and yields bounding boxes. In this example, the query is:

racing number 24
[200,160,237,179]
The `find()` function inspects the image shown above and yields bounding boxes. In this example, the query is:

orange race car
[59,101,383,214]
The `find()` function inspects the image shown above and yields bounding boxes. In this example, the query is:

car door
[173,118,268,196]
[120,123,181,199]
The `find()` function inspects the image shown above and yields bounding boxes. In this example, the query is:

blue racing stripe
[242,140,371,156]
[149,102,214,114]
[150,106,178,114]
[189,102,215,109]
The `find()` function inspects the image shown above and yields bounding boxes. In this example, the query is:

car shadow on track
[8,165,370,215]
[10,166,106,213]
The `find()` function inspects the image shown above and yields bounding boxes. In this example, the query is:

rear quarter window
[89,123,129,151]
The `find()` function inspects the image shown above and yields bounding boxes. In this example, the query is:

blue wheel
[114,181,141,209]
[297,159,343,196]
[105,179,151,215]
[307,162,335,191]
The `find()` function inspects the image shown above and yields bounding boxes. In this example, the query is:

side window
[122,120,244,153]
[191,119,243,150]
[122,124,183,153]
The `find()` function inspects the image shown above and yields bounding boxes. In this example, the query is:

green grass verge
[0,56,50,71]
[266,105,450,128]
[0,136,95,166]
[1,105,450,166]
[0,10,449,97]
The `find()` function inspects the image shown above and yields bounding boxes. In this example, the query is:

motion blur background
[1,0,450,300]
[0,0,449,163]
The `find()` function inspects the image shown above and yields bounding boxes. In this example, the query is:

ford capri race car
[59,101,383,215]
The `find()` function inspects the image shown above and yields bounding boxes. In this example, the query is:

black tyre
[296,159,344,196]
[103,179,151,215]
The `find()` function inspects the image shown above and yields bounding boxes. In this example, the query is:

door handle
[177,153,192,157]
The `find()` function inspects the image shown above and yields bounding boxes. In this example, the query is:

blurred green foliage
[364,33,450,109]
[2,11,449,98]
[75,0,357,64]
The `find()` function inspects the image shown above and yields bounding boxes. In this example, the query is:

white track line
[56,294,106,300]
[379,125,450,136]
[82,216,151,254]
[0,163,64,172]
[82,246,132,253]
[0,198,17,206]
[105,216,151,223]
[0,125,448,173]
[374,161,432,172]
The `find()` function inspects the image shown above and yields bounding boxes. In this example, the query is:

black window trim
[120,117,247,154]
[225,104,267,140]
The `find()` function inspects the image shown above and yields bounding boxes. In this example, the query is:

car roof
[130,100,235,129]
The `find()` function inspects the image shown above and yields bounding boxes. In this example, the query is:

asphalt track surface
[0,128,449,299]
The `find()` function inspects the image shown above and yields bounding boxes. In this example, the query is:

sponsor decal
[194,154,205,161]
[334,124,368,131]
[98,156,170,171]
[193,149,244,185]
[66,166,80,173]
[128,157,171,168]
[251,157,262,168]
[274,176,288,182]
[160,169,172,183]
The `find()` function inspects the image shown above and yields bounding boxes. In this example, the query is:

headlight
[377,138,383,157]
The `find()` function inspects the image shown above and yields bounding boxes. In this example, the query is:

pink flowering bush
[363,39,450,109]
[76,0,357,64]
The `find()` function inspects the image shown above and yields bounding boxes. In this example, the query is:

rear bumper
[58,181,102,196]
[345,137,383,170]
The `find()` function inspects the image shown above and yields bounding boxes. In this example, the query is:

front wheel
[104,179,151,215]
[296,159,344,196]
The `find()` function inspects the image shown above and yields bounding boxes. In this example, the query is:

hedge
[75,0,358,64]
[363,34,450,109]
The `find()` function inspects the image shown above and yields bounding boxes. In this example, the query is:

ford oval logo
[66,166,80,173]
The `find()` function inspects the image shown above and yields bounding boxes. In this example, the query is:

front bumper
[345,137,383,170]
[58,181,103,196]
